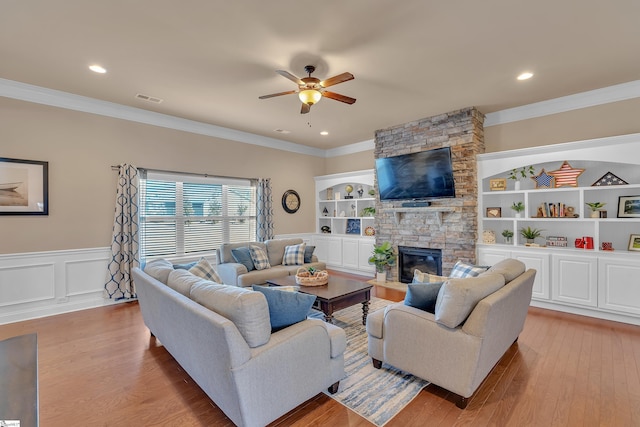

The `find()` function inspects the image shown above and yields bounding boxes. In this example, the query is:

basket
[295,267,329,286]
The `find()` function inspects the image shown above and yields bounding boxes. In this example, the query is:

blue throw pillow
[231,247,255,272]
[304,245,316,263]
[173,261,197,270]
[404,282,445,314]
[252,285,317,331]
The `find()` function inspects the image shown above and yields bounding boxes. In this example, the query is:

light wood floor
[1,272,639,426]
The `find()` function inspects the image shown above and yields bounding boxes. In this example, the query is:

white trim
[484,80,640,127]
[325,139,375,158]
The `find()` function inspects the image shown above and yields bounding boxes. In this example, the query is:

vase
[515,212,521,218]
[505,236,512,244]
[376,271,387,283]
[526,238,534,244]
[514,181,521,191]
[590,211,599,218]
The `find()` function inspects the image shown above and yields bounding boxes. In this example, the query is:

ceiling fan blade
[320,72,354,88]
[300,103,311,114]
[322,91,356,105]
[276,70,304,85]
[258,90,297,99]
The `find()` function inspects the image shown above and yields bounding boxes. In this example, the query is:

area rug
[366,279,408,292]
[314,297,429,426]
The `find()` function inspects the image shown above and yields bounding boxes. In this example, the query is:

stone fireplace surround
[374,107,485,282]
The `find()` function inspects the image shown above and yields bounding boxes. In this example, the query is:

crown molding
[324,139,374,158]
[484,80,640,127]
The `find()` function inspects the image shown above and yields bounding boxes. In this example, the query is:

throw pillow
[413,269,448,284]
[172,261,197,270]
[304,245,316,263]
[231,247,255,271]
[282,243,306,266]
[249,245,271,270]
[252,285,317,331]
[449,260,490,278]
[189,257,222,283]
[404,282,445,313]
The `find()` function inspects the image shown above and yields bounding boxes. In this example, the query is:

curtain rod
[110,165,259,181]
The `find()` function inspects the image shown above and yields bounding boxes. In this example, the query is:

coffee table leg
[362,300,369,325]
[323,302,334,324]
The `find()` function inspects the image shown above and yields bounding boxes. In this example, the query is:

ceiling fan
[259,65,356,114]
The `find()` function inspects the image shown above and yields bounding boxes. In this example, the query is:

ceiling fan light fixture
[299,89,322,105]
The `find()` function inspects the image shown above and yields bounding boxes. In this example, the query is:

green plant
[511,201,525,212]
[307,266,317,275]
[368,189,376,196]
[360,206,376,217]
[508,166,535,181]
[368,241,397,273]
[520,226,544,240]
[502,229,514,238]
[585,202,606,212]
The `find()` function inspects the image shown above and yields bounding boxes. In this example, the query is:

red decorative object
[549,161,585,188]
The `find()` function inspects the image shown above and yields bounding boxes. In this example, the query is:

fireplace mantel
[383,206,456,225]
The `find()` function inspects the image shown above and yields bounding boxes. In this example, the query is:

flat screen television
[375,147,456,201]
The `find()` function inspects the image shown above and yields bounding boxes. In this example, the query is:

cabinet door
[342,238,360,269]
[512,250,550,300]
[598,258,640,315]
[552,254,598,307]
[358,239,375,273]
[477,247,510,266]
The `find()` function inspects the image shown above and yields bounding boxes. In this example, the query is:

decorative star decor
[591,171,628,186]
[531,168,555,189]
[549,161,584,187]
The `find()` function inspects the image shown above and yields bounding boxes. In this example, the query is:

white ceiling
[1,0,639,150]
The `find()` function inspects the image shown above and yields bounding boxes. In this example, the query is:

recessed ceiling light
[517,72,533,81]
[89,64,107,74]
[320,131,329,136]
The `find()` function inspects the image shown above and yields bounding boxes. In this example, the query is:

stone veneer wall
[374,107,485,281]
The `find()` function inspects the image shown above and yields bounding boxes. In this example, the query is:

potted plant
[585,202,606,218]
[502,229,514,244]
[360,206,376,217]
[511,201,525,218]
[508,166,535,190]
[520,226,544,244]
[368,241,397,282]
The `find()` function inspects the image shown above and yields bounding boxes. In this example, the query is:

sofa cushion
[434,273,505,328]
[167,269,208,297]
[143,259,174,284]
[250,245,271,270]
[413,269,448,284]
[190,282,271,348]
[486,258,526,283]
[189,257,222,283]
[283,243,306,266]
[252,285,316,331]
[232,247,255,271]
[304,245,316,263]
[449,260,490,278]
[404,282,445,313]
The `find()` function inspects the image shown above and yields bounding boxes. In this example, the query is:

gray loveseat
[132,259,346,427]
[366,258,535,408]
[216,238,326,287]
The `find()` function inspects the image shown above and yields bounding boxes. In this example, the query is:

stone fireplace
[374,107,485,282]
[397,246,442,283]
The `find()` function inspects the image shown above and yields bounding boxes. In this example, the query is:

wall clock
[282,190,301,213]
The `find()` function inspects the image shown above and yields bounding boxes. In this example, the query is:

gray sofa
[132,260,346,427]
[366,258,535,408]
[216,238,326,287]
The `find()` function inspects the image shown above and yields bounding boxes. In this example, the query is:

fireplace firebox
[398,246,442,283]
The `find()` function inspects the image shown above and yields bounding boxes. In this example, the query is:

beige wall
[324,150,374,175]
[0,98,325,254]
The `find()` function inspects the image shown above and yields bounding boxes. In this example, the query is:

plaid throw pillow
[189,257,222,283]
[250,245,271,270]
[449,260,490,278]
[283,243,306,266]
[413,269,448,284]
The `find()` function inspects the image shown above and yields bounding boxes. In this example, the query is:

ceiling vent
[135,93,163,103]
[273,129,291,134]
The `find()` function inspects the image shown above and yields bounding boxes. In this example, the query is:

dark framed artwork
[0,157,49,215]
[345,218,361,235]
[617,195,640,218]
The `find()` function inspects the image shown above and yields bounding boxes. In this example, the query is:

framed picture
[489,178,507,191]
[486,207,502,218]
[345,218,361,235]
[617,195,640,218]
[0,157,48,215]
[628,234,640,252]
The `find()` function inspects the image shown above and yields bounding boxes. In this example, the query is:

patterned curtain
[256,178,274,242]
[105,164,140,300]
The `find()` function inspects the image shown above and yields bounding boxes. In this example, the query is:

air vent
[135,93,163,103]
[273,129,291,134]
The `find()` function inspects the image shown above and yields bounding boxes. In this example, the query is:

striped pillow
[250,245,271,270]
[449,260,490,278]
[189,257,222,283]
[283,243,306,266]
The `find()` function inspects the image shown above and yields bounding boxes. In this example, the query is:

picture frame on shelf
[628,234,640,252]
[345,218,361,235]
[489,178,507,191]
[486,207,502,218]
[0,157,49,216]
[617,195,640,218]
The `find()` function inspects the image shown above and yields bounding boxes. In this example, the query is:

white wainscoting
[0,247,119,325]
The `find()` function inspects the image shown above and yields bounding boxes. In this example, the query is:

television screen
[375,147,456,201]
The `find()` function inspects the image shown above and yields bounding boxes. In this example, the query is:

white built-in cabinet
[477,133,640,325]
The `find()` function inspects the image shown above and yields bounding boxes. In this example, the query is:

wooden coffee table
[266,275,373,325]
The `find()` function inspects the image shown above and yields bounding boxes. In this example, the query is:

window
[140,171,256,259]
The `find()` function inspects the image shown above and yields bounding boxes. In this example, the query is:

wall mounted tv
[375,146,456,202]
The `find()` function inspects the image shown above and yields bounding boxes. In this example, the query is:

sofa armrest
[217,262,247,286]
[366,304,391,339]
[324,321,347,358]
